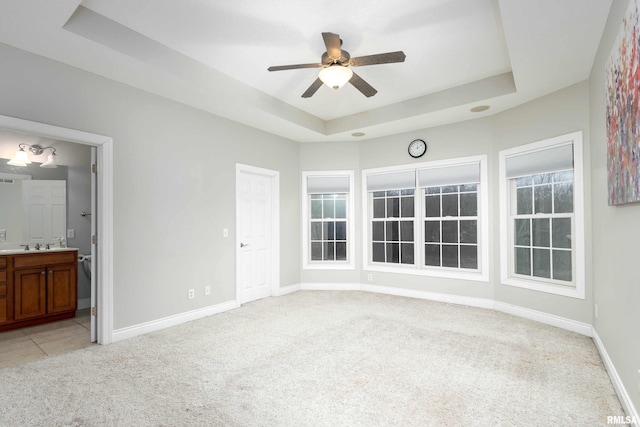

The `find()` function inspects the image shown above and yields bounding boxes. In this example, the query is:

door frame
[235,163,280,304]
[0,114,114,344]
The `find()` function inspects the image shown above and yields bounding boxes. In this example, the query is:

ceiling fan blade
[268,63,324,72]
[349,71,377,97]
[349,51,406,67]
[322,32,342,60]
[302,78,324,98]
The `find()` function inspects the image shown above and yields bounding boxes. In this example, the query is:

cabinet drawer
[0,284,5,297]
[0,271,5,282]
[0,257,6,269]
[0,297,6,323]
[13,252,76,269]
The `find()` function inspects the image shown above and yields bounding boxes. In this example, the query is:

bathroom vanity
[0,248,78,332]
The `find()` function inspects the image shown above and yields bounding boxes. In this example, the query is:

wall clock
[408,139,427,158]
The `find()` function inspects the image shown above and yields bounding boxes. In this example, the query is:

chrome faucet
[45,243,52,250]
[20,244,30,251]
[34,243,41,250]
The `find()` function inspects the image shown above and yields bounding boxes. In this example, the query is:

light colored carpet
[0,291,624,426]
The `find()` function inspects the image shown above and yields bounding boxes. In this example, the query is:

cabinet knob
[41,271,45,275]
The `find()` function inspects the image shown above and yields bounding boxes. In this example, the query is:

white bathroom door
[235,164,279,304]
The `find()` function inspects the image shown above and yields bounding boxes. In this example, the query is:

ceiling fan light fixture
[319,65,353,90]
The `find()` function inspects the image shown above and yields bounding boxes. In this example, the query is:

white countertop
[0,247,79,255]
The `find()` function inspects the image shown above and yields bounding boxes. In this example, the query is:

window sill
[365,264,488,282]
[501,276,584,299]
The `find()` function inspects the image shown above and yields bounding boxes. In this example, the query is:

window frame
[362,155,489,281]
[302,170,355,270]
[498,131,585,299]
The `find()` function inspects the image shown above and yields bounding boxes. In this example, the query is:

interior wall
[492,81,592,323]
[589,0,640,413]
[0,42,300,330]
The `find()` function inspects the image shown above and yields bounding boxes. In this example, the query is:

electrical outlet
[594,303,598,318]
[67,229,75,239]
[367,274,373,282]
[223,228,229,237]
[0,229,6,243]
[188,289,195,299]
[205,286,211,296]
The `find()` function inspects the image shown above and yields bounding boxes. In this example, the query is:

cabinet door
[14,268,47,320]
[47,264,77,314]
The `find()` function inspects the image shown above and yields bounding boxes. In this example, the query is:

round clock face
[408,139,427,158]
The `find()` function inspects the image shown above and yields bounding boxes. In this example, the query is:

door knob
[240,242,249,248]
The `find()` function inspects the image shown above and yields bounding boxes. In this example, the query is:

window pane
[552,218,571,249]
[534,185,552,213]
[335,199,347,218]
[554,182,573,213]
[372,243,385,262]
[311,200,322,219]
[311,243,323,260]
[442,185,457,194]
[532,248,551,278]
[517,187,532,215]
[425,244,440,266]
[442,245,458,267]
[532,218,550,247]
[387,197,400,217]
[461,184,477,192]
[401,196,414,218]
[424,221,440,243]
[425,195,440,217]
[373,191,385,197]
[442,220,458,243]
[323,242,335,260]
[400,221,414,242]
[372,222,384,241]
[459,220,477,244]
[460,193,477,216]
[442,194,458,216]
[323,222,335,240]
[386,221,399,241]
[323,200,335,218]
[553,170,573,182]
[373,199,385,218]
[386,243,399,263]
[401,243,414,264]
[335,221,347,240]
[515,219,530,246]
[335,243,347,261]
[401,189,415,196]
[460,245,478,269]
[515,247,531,275]
[533,174,552,185]
[311,222,322,240]
[387,190,399,197]
[425,187,440,195]
[553,250,572,282]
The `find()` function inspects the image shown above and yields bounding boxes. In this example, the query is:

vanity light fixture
[7,143,57,168]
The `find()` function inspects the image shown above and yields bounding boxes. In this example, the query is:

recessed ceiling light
[470,105,490,113]
[351,132,365,137]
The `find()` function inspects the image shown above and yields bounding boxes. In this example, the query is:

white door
[21,180,66,244]
[90,148,97,342]
[236,165,279,304]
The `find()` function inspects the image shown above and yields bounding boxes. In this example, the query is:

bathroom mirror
[0,158,67,244]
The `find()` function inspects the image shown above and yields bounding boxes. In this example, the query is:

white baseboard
[77,298,91,310]
[300,282,361,291]
[592,329,640,426]
[277,284,300,296]
[112,300,240,343]
[492,301,592,336]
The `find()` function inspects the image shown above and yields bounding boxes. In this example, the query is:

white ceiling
[0,0,612,142]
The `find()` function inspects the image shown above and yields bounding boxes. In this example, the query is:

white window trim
[302,170,355,270]
[361,155,489,282]
[498,131,585,299]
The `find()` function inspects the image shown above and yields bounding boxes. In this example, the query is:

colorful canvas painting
[606,0,640,205]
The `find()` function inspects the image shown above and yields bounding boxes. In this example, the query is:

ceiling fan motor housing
[322,50,351,66]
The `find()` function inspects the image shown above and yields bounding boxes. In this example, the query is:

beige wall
[0,42,300,330]
[589,0,640,414]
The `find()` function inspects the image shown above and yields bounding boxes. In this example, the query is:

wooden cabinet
[0,250,77,332]
[0,257,8,324]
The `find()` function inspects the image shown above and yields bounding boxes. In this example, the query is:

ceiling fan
[267,32,406,98]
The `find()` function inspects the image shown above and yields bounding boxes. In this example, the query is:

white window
[302,171,355,269]
[363,156,488,281]
[499,132,585,299]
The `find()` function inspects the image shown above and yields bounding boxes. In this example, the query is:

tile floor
[0,309,94,369]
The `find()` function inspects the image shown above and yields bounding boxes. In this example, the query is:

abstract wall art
[606,0,640,205]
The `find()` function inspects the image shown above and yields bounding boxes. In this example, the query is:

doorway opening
[0,114,113,345]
